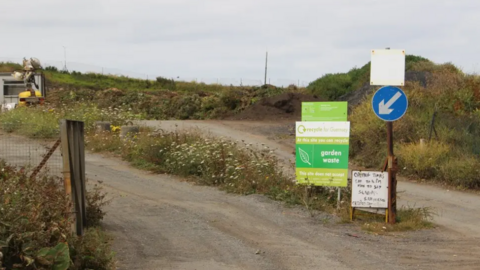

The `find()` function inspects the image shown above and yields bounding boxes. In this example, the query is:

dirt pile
[228,92,324,121]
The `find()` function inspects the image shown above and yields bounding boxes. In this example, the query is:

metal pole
[383,47,397,224]
[387,120,397,224]
[62,46,67,72]
[337,188,341,209]
[60,120,75,233]
[387,122,393,156]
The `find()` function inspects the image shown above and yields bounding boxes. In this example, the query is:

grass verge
[87,127,433,232]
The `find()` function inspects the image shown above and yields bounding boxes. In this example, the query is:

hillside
[306,55,431,100]
[0,61,309,120]
[345,60,480,188]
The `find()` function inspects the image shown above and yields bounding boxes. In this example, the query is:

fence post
[60,119,75,233]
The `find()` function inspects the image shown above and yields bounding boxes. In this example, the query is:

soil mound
[229,92,324,121]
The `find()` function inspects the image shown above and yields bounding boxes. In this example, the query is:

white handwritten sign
[351,171,388,208]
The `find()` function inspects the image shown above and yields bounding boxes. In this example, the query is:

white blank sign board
[351,171,388,208]
[370,49,405,86]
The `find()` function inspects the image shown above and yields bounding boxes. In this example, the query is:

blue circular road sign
[372,86,408,121]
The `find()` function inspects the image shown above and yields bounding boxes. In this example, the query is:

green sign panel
[296,101,350,187]
[301,102,348,122]
[295,122,350,186]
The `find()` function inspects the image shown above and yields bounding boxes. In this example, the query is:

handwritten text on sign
[351,171,388,208]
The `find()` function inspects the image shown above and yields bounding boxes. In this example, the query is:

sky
[1,0,479,85]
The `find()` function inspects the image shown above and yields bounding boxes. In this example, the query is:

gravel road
[136,120,480,237]
[89,153,479,270]
[2,122,480,269]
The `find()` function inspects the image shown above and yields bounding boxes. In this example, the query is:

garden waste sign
[295,121,350,186]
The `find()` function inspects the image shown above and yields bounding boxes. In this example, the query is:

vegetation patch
[0,103,141,139]
[307,55,430,100]
[349,61,480,189]
[361,206,435,233]
[0,161,115,269]
[86,127,433,232]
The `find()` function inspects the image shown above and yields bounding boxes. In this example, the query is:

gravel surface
[3,122,480,269]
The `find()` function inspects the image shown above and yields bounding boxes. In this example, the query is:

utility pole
[264,51,268,85]
[62,46,68,72]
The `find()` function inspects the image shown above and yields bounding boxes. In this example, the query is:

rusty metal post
[29,138,61,180]
[386,122,397,224]
[60,120,75,233]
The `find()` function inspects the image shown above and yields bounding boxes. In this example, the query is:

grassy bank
[350,61,480,189]
[307,55,430,100]
[0,162,114,269]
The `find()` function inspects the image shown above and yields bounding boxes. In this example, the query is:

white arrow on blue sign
[372,86,408,121]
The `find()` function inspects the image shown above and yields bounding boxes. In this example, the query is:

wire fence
[0,57,311,87]
[0,123,62,177]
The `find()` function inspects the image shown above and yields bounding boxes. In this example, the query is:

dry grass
[361,206,435,233]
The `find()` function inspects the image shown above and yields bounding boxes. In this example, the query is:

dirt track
[136,120,480,237]
[89,153,479,270]
[3,122,480,269]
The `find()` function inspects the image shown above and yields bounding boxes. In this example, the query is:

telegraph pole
[62,46,68,72]
[264,51,268,85]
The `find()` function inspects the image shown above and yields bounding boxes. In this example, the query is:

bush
[398,142,450,179]
[85,185,111,227]
[307,73,353,100]
[69,228,115,270]
[156,76,176,90]
[440,156,480,188]
[0,162,115,269]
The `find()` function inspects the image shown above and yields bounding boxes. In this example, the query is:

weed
[69,228,116,270]
[86,185,111,227]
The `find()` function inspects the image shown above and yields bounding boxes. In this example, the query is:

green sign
[301,102,348,122]
[295,122,350,186]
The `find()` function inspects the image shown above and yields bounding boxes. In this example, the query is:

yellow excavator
[12,57,45,107]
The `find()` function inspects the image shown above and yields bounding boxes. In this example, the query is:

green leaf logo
[299,148,311,165]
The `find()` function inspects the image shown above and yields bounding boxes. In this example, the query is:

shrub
[0,162,115,269]
[69,228,115,270]
[307,73,353,100]
[156,76,176,90]
[440,156,480,189]
[398,142,450,179]
[85,185,111,227]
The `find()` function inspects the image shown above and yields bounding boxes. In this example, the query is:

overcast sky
[1,0,479,84]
